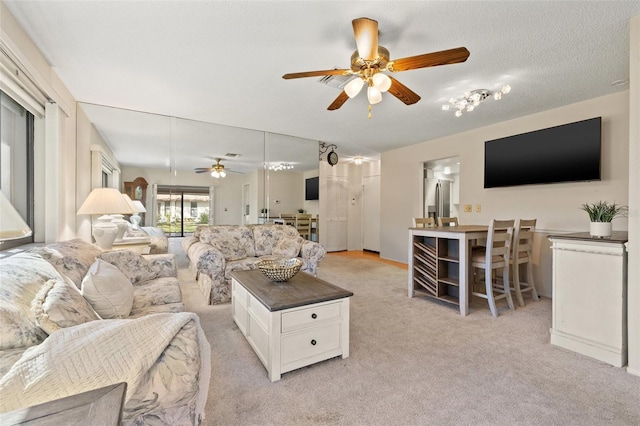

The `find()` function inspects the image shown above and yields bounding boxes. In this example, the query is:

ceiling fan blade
[327,91,350,110]
[194,168,213,173]
[352,17,379,61]
[388,76,421,105]
[283,69,350,79]
[388,47,470,72]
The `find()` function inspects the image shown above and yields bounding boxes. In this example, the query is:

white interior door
[362,175,380,252]
[324,175,348,251]
[242,183,250,224]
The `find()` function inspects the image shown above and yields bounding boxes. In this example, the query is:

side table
[231,270,353,381]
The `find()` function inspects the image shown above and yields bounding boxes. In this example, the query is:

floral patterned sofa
[182,224,326,305]
[0,239,210,425]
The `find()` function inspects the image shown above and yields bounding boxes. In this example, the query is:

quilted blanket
[0,312,211,424]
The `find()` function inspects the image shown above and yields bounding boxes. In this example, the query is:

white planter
[590,222,612,238]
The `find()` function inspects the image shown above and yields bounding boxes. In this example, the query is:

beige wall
[267,170,305,217]
[1,1,79,243]
[381,91,630,297]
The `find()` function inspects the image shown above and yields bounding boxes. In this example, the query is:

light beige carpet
[173,242,640,425]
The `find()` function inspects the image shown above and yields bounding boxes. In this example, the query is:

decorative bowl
[257,258,303,282]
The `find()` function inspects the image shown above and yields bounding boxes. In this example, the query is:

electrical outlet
[475,204,481,213]
[463,204,472,213]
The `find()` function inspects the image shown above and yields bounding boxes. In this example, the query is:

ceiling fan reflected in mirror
[283,17,470,118]
[194,158,241,178]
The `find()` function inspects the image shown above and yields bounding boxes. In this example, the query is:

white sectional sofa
[0,239,210,425]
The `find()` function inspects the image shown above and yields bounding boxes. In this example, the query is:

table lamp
[0,191,32,241]
[77,188,136,250]
[130,200,147,228]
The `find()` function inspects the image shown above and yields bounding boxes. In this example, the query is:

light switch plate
[475,204,481,213]
[464,204,472,212]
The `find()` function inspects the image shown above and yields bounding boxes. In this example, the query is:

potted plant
[297,208,305,214]
[580,201,626,237]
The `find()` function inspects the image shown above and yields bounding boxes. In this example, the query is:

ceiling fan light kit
[282,17,470,118]
[269,163,294,171]
[442,85,511,117]
[194,158,228,178]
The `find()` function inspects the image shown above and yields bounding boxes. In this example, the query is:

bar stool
[438,217,458,227]
[413,217,435,228]
[471,219,515,317]
[295,213,312,240]
[511,219,540,307]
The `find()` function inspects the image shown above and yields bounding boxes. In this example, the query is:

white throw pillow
[82,259,134,319]
[272,235,304,258]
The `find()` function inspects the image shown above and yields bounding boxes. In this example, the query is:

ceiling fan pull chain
[368,104,372,119]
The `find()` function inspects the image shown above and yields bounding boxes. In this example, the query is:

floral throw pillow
[99,250,158,284]
[31,278,101,334]
[82,259,134,319]
[272,235,304,259]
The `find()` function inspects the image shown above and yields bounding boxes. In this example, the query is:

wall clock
[327,150,339,166]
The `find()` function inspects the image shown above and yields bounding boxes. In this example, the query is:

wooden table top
[409,225,489,233]
[231,270,353,312]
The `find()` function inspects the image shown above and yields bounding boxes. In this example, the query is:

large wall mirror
[78,102,319,236]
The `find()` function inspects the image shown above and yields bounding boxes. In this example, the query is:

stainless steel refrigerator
[424,178,451,222]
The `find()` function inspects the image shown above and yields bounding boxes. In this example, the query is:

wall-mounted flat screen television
[484,117,601,188]
[305,176,319,200]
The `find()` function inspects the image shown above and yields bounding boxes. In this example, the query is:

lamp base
[93,215,118,250]
[112,214,129,242]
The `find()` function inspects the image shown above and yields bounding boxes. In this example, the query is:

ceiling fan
[194,158,238,178]
[282,17,470,117]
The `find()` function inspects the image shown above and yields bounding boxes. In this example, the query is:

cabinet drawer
[282,302,341,333]
[281,323,341,365]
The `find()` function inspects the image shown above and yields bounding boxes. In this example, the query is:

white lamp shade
[372,73,391,92]
[367,86,382,104]
[220,170,227,178]
[77,188,137,215]
[121,193,138,212]
[0,191,32,240]
[132,200,146,213]
[344,78,365,98]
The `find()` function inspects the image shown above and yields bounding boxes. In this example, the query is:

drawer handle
[311,313,317,319]
[310,339,317,346]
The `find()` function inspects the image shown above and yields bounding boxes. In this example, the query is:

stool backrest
[437,217,459,227]
[484,219,515,270]
[413,217,435,228]
[513,219,536,263]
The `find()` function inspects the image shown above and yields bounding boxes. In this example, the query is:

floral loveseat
[182,224,326,304]
[0,239,210,425]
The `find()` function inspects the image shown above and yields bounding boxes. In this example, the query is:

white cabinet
[231,271,352,381]
[549,232,628,367]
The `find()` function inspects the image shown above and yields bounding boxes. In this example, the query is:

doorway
[156,185,211,236]
[423,156,460,223]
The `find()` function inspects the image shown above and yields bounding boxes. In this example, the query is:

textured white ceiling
[4,1,639,170]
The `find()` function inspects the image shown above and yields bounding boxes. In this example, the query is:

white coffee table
[231,270,353,382]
